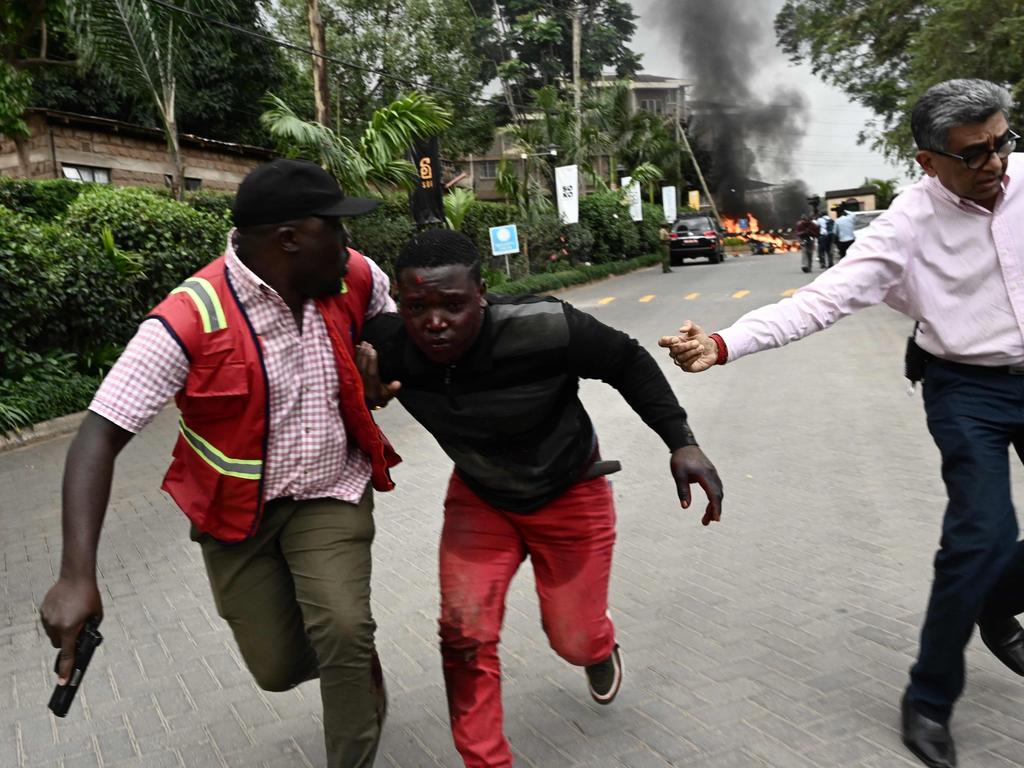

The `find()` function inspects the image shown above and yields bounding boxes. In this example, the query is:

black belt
[928,356,1024,376]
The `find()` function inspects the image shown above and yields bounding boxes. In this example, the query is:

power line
[145,0,525,112]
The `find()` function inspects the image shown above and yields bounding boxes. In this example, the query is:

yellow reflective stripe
[190,277,227,329]
[171,285,213,332]
[170,277,227,333]
[179,418,262,480]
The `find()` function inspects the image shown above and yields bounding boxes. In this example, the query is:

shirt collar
[924,170,1010,212]
[225,229,279,305]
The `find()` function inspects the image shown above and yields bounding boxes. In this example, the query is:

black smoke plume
[651,0,810,227]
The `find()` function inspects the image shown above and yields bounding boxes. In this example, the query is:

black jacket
[362,294,697,512]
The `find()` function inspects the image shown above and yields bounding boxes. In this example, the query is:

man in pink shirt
[660,79,1023,768]
[39,160,399,767]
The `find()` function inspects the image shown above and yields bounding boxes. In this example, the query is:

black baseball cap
[232,158,380,227]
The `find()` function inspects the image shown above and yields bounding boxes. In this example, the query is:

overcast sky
[629,0,917,195]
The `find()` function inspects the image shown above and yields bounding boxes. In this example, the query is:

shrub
[461,200,516,258]
[0,353,100,436]
[58,186,229,352]
[491,252,661,296]
[186,189,235,221]
[0,177,91,220]
[0,207,67,376]
[578,190,641,263]
[346,197,416,277]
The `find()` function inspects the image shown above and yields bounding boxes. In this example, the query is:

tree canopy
[775,0,1024,166]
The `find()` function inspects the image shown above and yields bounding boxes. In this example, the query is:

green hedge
[346,197,416,276]
[490,252,661,295]
[0,177,92,220]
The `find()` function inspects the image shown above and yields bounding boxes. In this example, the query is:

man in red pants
[359,228,723,767]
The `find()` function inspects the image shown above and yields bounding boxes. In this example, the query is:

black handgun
[48,616,103,718]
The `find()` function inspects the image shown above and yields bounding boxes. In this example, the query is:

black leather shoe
[901,694,956,767]
[979,616,1024,676]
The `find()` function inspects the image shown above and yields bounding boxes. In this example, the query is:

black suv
[669,215,725,265]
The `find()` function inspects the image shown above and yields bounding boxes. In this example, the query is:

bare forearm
[59,413,132,580]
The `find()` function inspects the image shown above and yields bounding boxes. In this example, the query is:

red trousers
[439,472,617,768]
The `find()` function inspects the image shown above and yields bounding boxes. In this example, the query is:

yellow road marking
[685,292,700,300]
[781,288,797,297]
[732,290,750,299]
[639,294,655,303]
[598,297,616,305]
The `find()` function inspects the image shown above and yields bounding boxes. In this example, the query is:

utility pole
[677,119,721,227]
[307,0,329,126]
[571,2,582,144]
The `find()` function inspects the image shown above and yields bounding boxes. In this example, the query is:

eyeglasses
[931,130,1019,170]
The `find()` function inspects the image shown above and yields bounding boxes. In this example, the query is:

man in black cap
[40,159,400,767]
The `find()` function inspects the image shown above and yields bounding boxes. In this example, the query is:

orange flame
[721,211,800,252]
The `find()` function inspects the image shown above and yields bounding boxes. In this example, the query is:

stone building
[0,109,274,192]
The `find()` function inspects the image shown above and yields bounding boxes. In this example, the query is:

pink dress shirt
[90,234,397,504]
[719,154,1024,367]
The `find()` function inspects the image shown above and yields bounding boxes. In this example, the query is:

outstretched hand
[658,321,719,373]
[356,342,401,409]
[669,445,724,526]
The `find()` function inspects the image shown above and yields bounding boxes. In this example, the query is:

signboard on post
[661,185,677,223]
[554,164,579,224]
[408,136,445,226]
[688,190,701,211]
[621,176,643,222]
[489,224,520,277]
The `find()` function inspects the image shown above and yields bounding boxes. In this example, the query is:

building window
[476,160,499,179]
[62,164,111,184]
[185,177,203,191]
[639,99,665,115]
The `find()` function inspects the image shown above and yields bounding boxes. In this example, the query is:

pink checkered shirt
[90,234,397,504]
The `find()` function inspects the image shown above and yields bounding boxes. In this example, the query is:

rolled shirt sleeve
[89,319,189,434]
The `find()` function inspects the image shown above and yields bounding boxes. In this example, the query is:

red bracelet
[709,333,728,365]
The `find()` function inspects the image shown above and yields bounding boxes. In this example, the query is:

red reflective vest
[148,249,400,542]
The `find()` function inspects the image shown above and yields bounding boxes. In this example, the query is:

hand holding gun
[47,616,103,717]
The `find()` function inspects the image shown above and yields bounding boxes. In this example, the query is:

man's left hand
[670,446,724,526]
[356,342,401,409]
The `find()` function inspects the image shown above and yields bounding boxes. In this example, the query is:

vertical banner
[408,136,445,227]
[661,185,677,223]
[621,176,643,222]
[688,189,701,211]
[554,164,579,224]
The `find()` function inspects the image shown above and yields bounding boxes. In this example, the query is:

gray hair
[911,79,1012,151]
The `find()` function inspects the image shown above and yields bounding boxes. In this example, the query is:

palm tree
[261,91,453,195]
[863,177,899,209]
[69,0,227,200]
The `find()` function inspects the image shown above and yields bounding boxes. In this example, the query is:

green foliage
[775,0,1024,165]
[58,186,227,349]
[261,91,452,196]
[185,188,235,220]
[346,197,417,276]
[0,353,101,436]
[723,236,746,246]
[490,251,661,295]
[863,177,899,209]
[0,207,66,376]
[578,189,640,263]
[0,177,91,220]
[444,187,477,231]
[0,183,231,427]
[460,199,517,256]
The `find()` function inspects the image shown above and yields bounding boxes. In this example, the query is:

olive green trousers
[194,491,384,767]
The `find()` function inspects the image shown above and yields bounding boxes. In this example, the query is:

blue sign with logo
[489,224,520,256]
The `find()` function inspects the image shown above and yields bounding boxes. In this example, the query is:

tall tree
[489,0,641,107]
[775,0,1024,165]
[31,1,294,148]
[268,0,494,157]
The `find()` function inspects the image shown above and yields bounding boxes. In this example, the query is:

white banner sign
[621,176,643,222]
[661,185,677,224]
[554,164,579,224]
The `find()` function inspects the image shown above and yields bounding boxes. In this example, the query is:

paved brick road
[3,251,1023,767]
